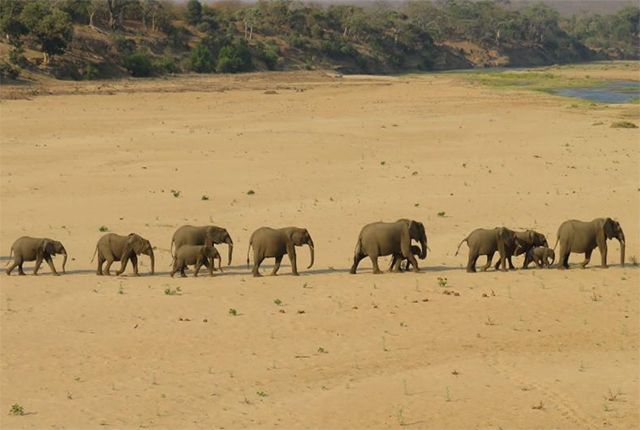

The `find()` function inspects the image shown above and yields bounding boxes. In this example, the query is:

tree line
[1,0,638,80]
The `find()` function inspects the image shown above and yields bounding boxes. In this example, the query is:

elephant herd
[4,217,626,277]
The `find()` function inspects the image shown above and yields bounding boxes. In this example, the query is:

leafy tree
[217,39,253,73]
[185,0,202,25]
[190,41,214,72]
[34,8,74,63]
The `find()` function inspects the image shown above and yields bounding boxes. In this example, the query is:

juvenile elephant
[170,244,221,277]
[525,246,555,268]
[494,229,548,270]
[389,245,421,272]
[5,237,67,276]
[246,227,314,277]
[171,225,233,266]
[455,227,517,273]
[92,233,155,276]
[350,219,427,274]
[555,218,625,270]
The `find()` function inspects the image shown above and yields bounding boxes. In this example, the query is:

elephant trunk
[307,237,315,269]
[148,249,155,275]
[419,235,427,260]
[217,254,223,272]
[227,241,233,266]
[61,249,68,274]
[619,232,626,267]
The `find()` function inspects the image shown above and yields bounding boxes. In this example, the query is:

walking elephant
[525,246,555,268]
[170,244,221,277]
[494,229,548,270]
[555,218,625,270]
[171,225,233,266]
[92,233,155,276]
[350,219,427,274]
[455,227,518,273]
[5,237,67,276]
[247,227,314,277]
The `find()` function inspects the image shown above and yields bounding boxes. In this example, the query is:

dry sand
[1,64,639,429]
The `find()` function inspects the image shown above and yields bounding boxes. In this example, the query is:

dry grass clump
[610,121,638,129]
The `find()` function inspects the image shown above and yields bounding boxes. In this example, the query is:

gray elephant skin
[495,229,548,270]
[455,227,517,272]
[5,236,67,276]
[555,218,625,270]
[92,233,155,276]
[171,225,233,266]
[247,227,314,277]
[350,219,427,274]
[171,244,222,277]
[525,246,555,268]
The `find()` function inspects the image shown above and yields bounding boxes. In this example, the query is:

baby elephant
[525,247,555,268]
[247,227,314,277]
[389,245,422,272]
[5,236,67,276]
[171,244,221,278]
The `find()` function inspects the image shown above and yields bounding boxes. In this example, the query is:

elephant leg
[17,259,26,276]
[33,256,44,275]
[467,251,478,273]
[388,255,399,273]
[599,244,608,268]
[557,244,568,270]
[170,262,177,278]
[44,255,59,276]
[97,255,105,276]
[485,252,495,272]
[580,250,593,269]
[6,256,21,276]
[288,250,299,276]
[350,252,366,274]
[180,262,187,278]
[404,252,420,273]
[105,258,116,276]
[508,255,515,270]
[252,254,264,277]
[370,255,383,275]
[194,259,202,277]
[271,255,283,276]
[130,254,139,276]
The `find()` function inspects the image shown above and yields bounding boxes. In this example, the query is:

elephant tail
[246,240,252,269]
[170,237,175,258]
[90,245,98,263]
[454,237,468,256]
[353,238,362,258]
[552,237,559,251]
[4,246,13,266]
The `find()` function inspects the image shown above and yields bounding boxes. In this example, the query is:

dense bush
[154,57,180,75]
[1,62,21,80]
[217,39,253,73]
[124,51,152,77]
[189,42,214,73]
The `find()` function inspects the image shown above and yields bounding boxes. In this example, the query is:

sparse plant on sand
[256,390,267,397]
[445,386,452,402]
[9,404,25,416]
[485,316,496,326]
[396,406,405,425]
[317,347,327,354]
[164,286,181,295]
[590,289,601,301]
[532,401,544,410]
[247,190,255,195]
[610,121,638,129]
[201,195,209,201]
[228,308,238,316]
[171,190,181,198]
[437,211,446,217]
[437,277,448,287]
[99,225,109,232]
[630,255,638,266]
[273,298,282,306]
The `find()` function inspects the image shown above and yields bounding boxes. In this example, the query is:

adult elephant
[246,227,314,277]
[555,218,625,270]
[494,229,548,270]
[171,225,233,266]
[92,233,155,276]
[350,219,427,274]
[5,237,67,276]
[455,227,517,273]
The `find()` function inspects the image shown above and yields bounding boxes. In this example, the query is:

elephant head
[39,239,57,260]
[528,230,548,248]
[201,245,218,269]
[51,240,68,274]
[405,220,428,259]
[601,218,625,267]
[498,227,517,251]
[124,234,155,275]
[290,228,314,269]
[206,226,233,266]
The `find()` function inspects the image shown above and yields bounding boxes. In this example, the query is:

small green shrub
[228,308,238,316]
[124,51,152,77]
[9,403,24,416]
[217,39,253,73]
[1,62,21,80]
[190,42,214,73]
[99,226,109,232]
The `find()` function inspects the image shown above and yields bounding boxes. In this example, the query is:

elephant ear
[128,234,144,255]
[39,239,53,258]
[499,228,514,247]
[206,226,222,244]
[289,229,302,246]
[602,218,617,239]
